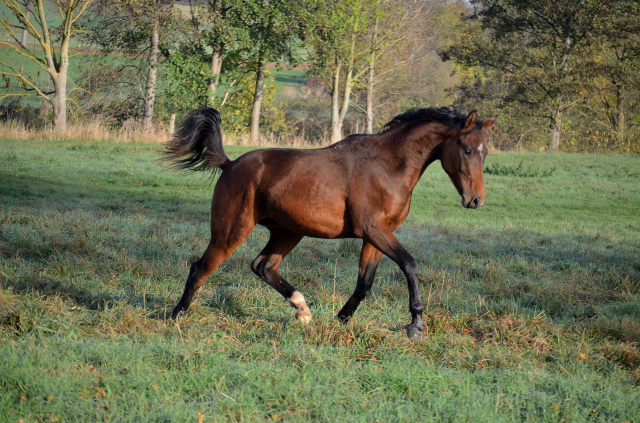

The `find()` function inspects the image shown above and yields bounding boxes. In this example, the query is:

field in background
[1,139,639,421]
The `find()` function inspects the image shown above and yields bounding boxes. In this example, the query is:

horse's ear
[482,116,498,130]
[463,111,477,132]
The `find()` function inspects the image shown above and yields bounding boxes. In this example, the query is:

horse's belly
[265,193,353,239]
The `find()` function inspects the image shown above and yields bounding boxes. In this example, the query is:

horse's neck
[384,123,449,184]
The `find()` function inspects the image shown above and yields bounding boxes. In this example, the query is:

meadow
[0,138,639,422]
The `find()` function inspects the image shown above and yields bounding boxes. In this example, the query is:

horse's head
[440,111,497,209]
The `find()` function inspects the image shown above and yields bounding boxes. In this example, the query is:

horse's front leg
[337,241,383,322]
[363,227,424,339]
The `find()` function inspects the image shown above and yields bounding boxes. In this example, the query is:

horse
[164,107,496,338]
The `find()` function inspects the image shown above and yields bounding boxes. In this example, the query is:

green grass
[1,138,639,422]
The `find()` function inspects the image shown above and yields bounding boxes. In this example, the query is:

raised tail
[163,108,229,173]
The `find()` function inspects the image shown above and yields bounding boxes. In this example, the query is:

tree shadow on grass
[0,274,174,319]
[0,170,211,221]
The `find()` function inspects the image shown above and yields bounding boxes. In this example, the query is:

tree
[231,0,306,143]
[0,0,93,131]
[183,0,237,106]
[307,0,377,143]
[440,0,611,149]
[358,0,439,133]
[581,2,640,150]
[81,0,176,130]
[157,4,284,135]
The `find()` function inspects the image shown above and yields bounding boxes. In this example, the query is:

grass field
[0,138,639,422]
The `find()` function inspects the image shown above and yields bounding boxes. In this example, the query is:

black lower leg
[251,252,311,322]
[251,255,297,299]
[360,230,424,339]
[406,302,424,338]
[404,260,424,338]
[171,259,203,319]
[337,263,378,321]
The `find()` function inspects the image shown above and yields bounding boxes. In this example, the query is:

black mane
[381,107,468,133]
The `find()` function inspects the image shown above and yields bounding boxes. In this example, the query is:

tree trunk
[51,73,67,131]
[208,47,223,105]
[365,19,377,134]
[549,37,571,151]
[365,59,374,134]
[338,68,353,129]
[250,55,266,143]
[51,22,71,132]
[616,91,625,147]
[142,15,159,131]
[330,64,342,144]
[21,0,32,46]
[330,63,355,144]
[550,109,562,150]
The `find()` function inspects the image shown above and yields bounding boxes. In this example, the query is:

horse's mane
[381,107,468,133]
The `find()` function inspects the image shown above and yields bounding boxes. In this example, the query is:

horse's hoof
[336,313,350,323]
[295,312,311,324]
[290,291,311,324]
[406,325,424,339]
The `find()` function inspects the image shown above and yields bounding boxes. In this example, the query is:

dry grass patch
[0,120,170,143]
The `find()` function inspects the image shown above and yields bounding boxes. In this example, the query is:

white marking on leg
[289,291,312,323]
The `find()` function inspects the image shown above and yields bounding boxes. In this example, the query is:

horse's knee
[403,258,419,277]
[254,255,281,280]
[250,256,264,277]
[186,259,203,283]
[251,255,280,280]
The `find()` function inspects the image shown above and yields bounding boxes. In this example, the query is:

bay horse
[164,107,496,338]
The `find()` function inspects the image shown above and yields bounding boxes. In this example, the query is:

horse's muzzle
[462,196,483,209]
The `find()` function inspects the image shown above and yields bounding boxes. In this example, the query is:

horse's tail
[163,108,230,173]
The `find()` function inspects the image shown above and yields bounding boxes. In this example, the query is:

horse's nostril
[471,197,480,208]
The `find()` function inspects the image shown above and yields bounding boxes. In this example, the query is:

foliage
[156,49,285,135]
[80,0,177,55]
[78,0,178,128]
[484,160,556,177]
[440,0,640,152]
[231,0,306,65]
[156,43,210,119]
[73,60,145,124]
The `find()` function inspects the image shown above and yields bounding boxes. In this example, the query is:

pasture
[0,138,639,422]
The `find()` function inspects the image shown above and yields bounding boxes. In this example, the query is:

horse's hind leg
[250,227,310,322]
[171,219,255,319]
[337,241,383,322]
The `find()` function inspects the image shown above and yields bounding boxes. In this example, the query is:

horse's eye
[464,149,472,156]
